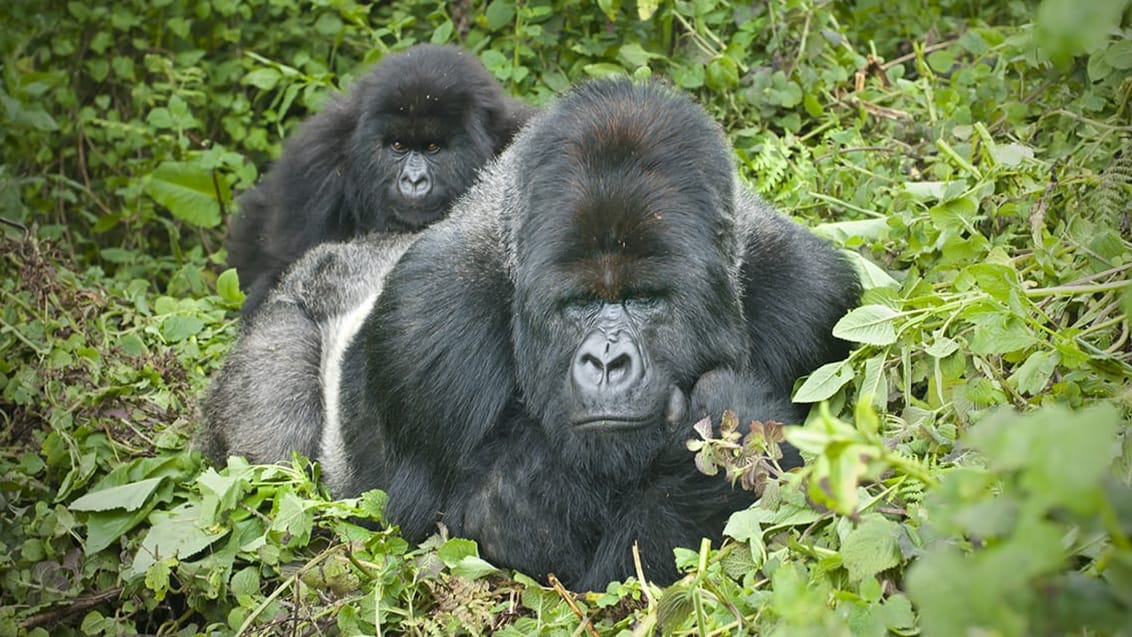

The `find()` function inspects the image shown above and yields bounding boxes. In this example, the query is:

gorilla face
[508,83,752,478]
[350,65,501,231]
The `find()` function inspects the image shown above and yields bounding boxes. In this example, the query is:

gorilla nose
[572,331,644,394]
[399,162,431,198]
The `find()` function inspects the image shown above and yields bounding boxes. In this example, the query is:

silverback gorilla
[226,44,536,317]
[202,78,860,590]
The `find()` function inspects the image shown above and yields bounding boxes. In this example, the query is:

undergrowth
[2,0,1130,635]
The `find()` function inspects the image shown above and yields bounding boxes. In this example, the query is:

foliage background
[1,0,1130,634]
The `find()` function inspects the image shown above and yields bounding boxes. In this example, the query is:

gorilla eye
[562,297,602,320]
[625,295,665,313]
[391,140,406,151]
[426,142,441,153]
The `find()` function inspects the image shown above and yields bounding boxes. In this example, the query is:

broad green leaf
[484,0,515,31]
[813,218,890,243]
[243,67,281,90]
[270,491,313,547]
[230,566,261,598]
[438,537,480,567]
[70,476,164,512]
[451,556,498,580]
[990,142,1034,167]
[216,268,245,305]
[143,161,226,228]
[840,515,902,581]
[127,503,226,577]
[793,360,854,403]
[618,43,659,68]
[706,56,740,91]
[160,315,204,342]
[1008,350,1059,394]
[833,304,899,345]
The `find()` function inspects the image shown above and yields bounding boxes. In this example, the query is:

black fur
[317,79,862,589]
[226,44,536,317]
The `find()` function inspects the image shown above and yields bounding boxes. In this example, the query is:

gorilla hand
[688,368,806,469]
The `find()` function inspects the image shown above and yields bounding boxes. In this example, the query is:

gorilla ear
[489,97,539,154]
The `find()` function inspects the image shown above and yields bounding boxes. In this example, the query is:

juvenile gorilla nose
[572,331,644,394]
[399,154,432,197]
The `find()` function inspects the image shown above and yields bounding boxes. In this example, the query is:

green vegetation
[2,0,1130,634]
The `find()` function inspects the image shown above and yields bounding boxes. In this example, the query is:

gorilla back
[302,79,857,590]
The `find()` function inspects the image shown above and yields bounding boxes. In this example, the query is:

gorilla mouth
[570,416,652,431]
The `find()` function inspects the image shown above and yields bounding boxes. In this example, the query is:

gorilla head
[346,45,530,231]
[226,44,535,318]
[506,82,755,479]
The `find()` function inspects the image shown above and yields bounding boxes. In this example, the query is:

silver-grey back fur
[197,233,416,474]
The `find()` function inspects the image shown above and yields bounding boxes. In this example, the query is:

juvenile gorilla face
[371,113,489,229]
[348,51,508,231]
[508,83,753,478]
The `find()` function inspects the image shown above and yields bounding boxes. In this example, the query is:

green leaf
[70,477,164,512]
[1105,39,1132,69]
[485,0,515,31]
[583,63,627,78]
[216,268,245,305]
[313,11,343,36]
[793,360,854,403]
[927,49,955,73]
[840,515,902,581]
[1008,350,1059,394]
[618,43,659,68]
[637,0,659,20]
[143,160,226,227]
[706,56,740,91]
[160,315,203,342]
[438,537,480,567]
[833,304,899,345]
[243,67,281,90]
[127,503,226,577]
[450,556,498,580]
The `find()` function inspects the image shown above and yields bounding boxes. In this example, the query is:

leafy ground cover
[1,0,1130,634]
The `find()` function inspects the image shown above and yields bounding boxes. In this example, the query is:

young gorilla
[226,44,536,317]
[203,78,860,591]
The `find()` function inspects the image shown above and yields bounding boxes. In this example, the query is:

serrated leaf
[833,304,899,345]
[793,360,854,403]
[143,161,226,227]
[160,315,203,342]
[1008,350,1059,394]
[840,515,902,581]
[128,503,226,577]
[70,476,164,512]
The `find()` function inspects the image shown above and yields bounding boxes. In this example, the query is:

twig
[21,586,123,629]
[632,541,656,607]
[840,95,912,121]
[547,573,600,637]
[880,39,959,70]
